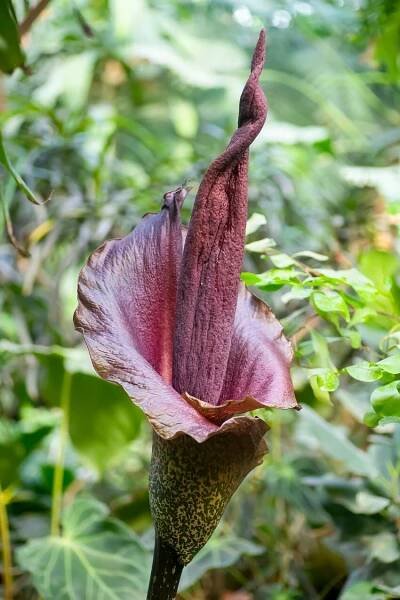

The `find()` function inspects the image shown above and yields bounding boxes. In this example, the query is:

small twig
[1,189,30,257]
[22,223,59,295]
[19,0,51,37]
[291,314,321,348]
[73,6,94,37]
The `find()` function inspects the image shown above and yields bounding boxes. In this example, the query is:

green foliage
[17,495,151,599]
[0,415,52,488]
[180,530,263,592]
[0,132,43,205]
[0,0,25,74]
[68,373,143,473]
[0,0,399,598]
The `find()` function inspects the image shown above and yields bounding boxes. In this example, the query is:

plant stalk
[146,533,183,600]
[0,488,13,600]
[50,371,71,536]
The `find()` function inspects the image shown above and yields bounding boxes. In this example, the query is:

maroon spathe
[74,31,297,444]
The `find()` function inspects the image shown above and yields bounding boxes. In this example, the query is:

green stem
[50,371,71,536]
[0,488,13,600]
[147,533,183,600]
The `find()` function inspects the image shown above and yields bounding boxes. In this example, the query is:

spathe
[74,31,297,446]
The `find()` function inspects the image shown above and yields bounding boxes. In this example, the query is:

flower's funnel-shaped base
[149,417,268,565]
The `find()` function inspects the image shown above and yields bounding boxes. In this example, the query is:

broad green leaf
[378,353,400,375]
[0,0,25,73]
[366,532,400,563]
[358,249,400,315]
[346,361,383,382]
[245,237,276,253]
[350,307,377,326]
[281,287,312,303]
[312,290,350,321]
[371,381,400,419]
[269,253,295,268]
[314,268,376,299]
[296,406,376,477]
[340,581,385,600]
[17,496,151,600]
[69,373,143,472]
[240,272,262,285]
[179,531,263,591]
[364,411,381,428]
[0,418,52,487]
[359,250,398,294]
[352,491,390,514]
[21,347,144,471]
[255,268,303,291]
[293,250,329,261]
[246,213,267,236]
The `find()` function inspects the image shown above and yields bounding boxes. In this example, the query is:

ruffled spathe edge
[74,205,297,443]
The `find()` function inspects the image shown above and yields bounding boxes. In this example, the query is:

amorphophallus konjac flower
[74,29,297,599]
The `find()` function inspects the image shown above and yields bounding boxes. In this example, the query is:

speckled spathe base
[149,417,268,565]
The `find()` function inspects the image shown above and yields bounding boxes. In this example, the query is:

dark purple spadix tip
[172,29,268,406]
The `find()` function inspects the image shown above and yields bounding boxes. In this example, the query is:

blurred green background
[0,0,400,598]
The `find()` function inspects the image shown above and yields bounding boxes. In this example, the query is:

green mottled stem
[147,533,183,600]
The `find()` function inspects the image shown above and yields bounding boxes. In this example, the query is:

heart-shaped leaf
[17,496,151,600]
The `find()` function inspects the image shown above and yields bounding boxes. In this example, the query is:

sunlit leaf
[340,581,385,600]
[377,353,400,375]
[371,381,400,420]
[345,361,383,382]
[352,491,390,515]
[366,532,400,563]
[246,213,267,236]
[240,272,262,285]
[313,269,376,299]
[308,368,339,393]
[312,290,350,321]
[293,250,329,261]
[254,268,303,291]
[269,253,295,268]
[281,287,312,303]
[245,237,276,253]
